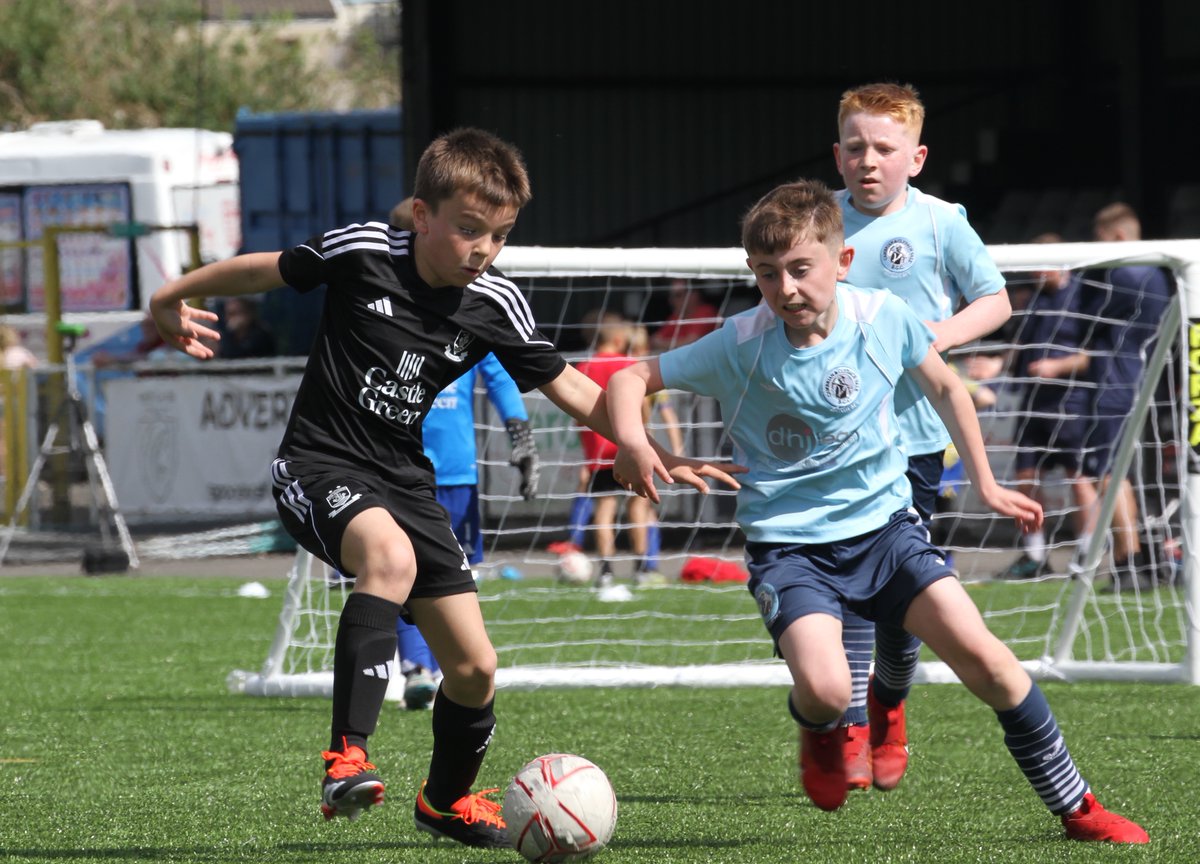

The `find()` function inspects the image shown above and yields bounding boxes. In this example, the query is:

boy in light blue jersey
[829,82,1012,790]
[605,180,1147,842]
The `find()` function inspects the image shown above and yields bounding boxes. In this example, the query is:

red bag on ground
[679,555,749,584]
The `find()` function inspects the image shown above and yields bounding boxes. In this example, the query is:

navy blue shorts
[1082,414,1128,479]
[906,450,945,526]
[745,510,956,646]
[270,458,476,598]
[437,484,483,565]
[1015,414,1084,474]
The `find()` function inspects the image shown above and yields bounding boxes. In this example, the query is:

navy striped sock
[840,612,873,725]
[872,623,921,706]
[995,683,1088,815]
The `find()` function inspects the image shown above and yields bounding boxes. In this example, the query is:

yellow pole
[42,227,71,523]
[2,366,30,523]
[2,367,13,520]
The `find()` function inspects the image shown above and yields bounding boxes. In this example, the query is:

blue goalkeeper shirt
[838,186,1005,456]
[659,285,934,543]
[422,352,528,486]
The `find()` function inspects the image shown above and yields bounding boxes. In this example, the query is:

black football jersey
[275,222,566,485]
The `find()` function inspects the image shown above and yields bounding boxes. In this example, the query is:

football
[503,753,617,863]
[556,551,594,585]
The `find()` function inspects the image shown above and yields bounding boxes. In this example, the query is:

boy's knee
[358,541,418,582]
[793,676,852,721]
[957,644,1026,705]
[444,649,498,701]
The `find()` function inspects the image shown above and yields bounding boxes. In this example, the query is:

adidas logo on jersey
[367,298,394,317]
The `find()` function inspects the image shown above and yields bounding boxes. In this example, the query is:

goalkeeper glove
[506,417,540,500]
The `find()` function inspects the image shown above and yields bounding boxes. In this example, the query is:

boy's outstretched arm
[911,347,1042,533]
[539,363,742,502]
[149,252,285,359]
[605,359,744,502]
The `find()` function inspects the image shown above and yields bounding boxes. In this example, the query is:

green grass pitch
[1,571,1197,863]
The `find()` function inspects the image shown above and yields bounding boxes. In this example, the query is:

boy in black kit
[150,128,740,848]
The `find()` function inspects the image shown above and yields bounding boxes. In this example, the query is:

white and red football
[503,753,617,863]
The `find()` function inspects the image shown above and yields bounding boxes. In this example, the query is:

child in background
[829,81,1012,791]
[576,313,661,585]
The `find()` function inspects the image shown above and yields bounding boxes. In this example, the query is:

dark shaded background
[402,0,1198,247]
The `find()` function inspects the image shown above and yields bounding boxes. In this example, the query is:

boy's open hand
[613,446,745,504]
[980,485,1044,535]
[151,300,221,359]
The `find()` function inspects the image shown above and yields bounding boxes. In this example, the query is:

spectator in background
[649,278,720,350]
[0,324,37,370]
[1077,203,1173,590]
[998,233,1091,580]
[577,312,661,585]
[629,324,682,576]
[218,296,276,359]
[389,197,414,232]
[81,312,186,440]
[90,313,170,368]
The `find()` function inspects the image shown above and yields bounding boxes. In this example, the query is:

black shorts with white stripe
[270,457,476,598]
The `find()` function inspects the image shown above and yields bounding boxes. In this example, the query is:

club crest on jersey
[444,330,474,362]
[325,484,362,517]
[822,366,860,411]
[879,237,916,275]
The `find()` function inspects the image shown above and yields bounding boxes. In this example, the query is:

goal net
[229,240,1200,697]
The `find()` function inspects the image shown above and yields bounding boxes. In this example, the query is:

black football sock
[329,591,401,756]
[423,687,496,809]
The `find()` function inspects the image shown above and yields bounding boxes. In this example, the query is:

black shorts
[1014,413,1084,474]
[1082,414,1128,479]
[587,468,624,495]
[270,458,476,598]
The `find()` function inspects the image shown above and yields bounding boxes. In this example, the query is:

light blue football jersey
[659,285,934,544]
[837,186,1005,455]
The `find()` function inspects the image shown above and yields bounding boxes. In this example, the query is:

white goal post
[229,239,1200,696]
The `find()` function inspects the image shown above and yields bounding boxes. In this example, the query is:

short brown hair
[741,180,844,256]
[1093,202,1141,240]
[838,82,925,137]
[389,197,414,229]
[413,128,532,212]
